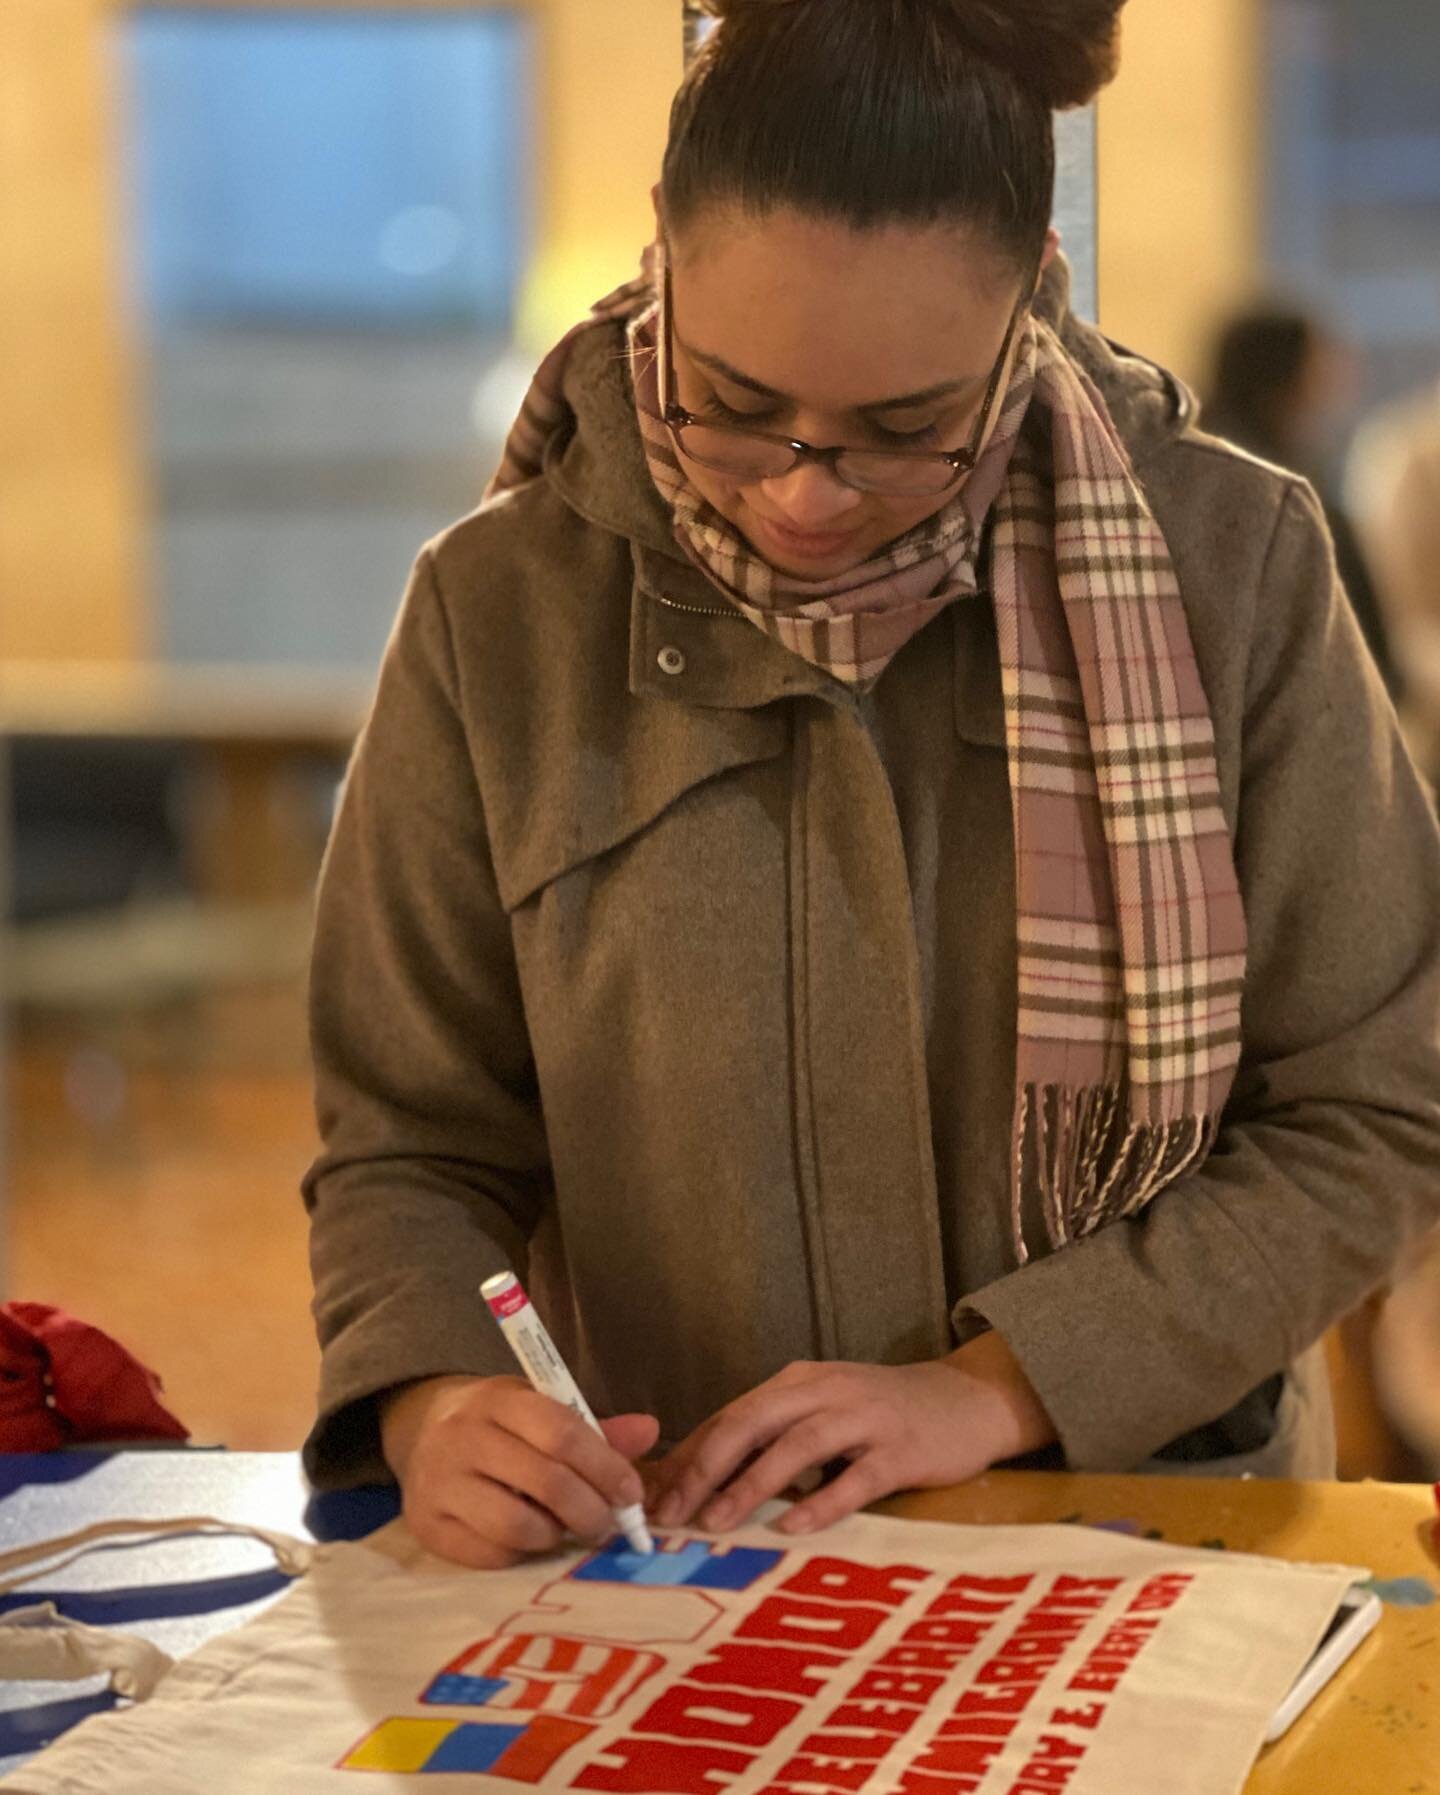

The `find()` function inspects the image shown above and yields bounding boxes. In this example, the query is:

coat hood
[540,253,1198,560]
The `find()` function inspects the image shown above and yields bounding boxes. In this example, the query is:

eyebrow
[678,337,985,414]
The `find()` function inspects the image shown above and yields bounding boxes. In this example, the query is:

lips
[752,515,862,562]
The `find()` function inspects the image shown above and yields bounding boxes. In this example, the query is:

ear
[1038,226,1062,285]
[651,183,666,238]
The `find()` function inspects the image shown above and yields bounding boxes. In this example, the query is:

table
[0,1454,1435,1791]
[0,659,372,906]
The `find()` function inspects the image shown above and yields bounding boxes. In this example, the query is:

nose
[759,459,864,530]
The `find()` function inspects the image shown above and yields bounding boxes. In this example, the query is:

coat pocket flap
[486,700,789,912]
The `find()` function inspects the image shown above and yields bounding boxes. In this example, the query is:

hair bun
[942,0,1126,110]
[698,0,1126,113]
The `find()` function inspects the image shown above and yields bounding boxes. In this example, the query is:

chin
[736,507,878,580]
[766,547,869,579]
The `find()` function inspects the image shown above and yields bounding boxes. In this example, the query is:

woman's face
[665,207,1036,579]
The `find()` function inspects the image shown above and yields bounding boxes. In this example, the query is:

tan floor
[8,1020,321,1451]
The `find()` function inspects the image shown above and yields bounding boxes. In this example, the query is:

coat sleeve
[961,477,1440,1471]
[302,547,548,1488]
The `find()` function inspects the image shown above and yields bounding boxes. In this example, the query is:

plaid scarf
[485,269,1246,1259]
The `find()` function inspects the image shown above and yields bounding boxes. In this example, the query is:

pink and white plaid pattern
[485,271,1246,1257]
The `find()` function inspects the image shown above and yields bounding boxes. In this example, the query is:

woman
[303,0,1440,1569]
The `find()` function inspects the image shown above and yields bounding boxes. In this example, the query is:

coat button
[657,646,686,676]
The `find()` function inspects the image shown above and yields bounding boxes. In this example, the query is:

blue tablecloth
[0,1451,400,1772]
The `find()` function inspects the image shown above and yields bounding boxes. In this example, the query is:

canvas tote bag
[0,1504,1367,1795]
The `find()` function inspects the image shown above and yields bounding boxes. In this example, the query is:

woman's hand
[380,1374,660,1569]
[647,1332,1055,1538]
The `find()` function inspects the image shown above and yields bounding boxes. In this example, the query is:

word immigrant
[340,1534,1194,1791]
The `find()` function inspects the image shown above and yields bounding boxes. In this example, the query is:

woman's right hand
[379,1374,660,1570]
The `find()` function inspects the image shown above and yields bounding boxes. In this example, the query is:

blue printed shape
[424,1722,527,1773]
[422,1673,509,1707]
[572,1537,783,1591]
[685,1545,785,1590]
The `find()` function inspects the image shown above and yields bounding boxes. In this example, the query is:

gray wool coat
[303,274,1440,1491]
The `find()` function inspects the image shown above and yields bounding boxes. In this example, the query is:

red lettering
[1050,1577,1121,1597]
[1010,1612,1089,1638]
[850,1668,944,1707]
[1127,1574,1192,1615]
[877,1645,970,1673]
[913,1735,1009,1779]
[691,1643,845,1699]
[1010,1764,1083,1793]
[825,1703,918,1737]
[636,1685,801,1749]
[900,1619,992,1650]
[934,1716,1015,1741]
[796,1730,891,1762]
[973,1659,1045,1687]
[576,1738,753,1795]
[938,1574,1035,1599]
[922,1590,1016,1620]
[1066,1673,1118,1695]
[1048,1702,1105,1731]
[1032,1736,1085,1763]
[895,1774,983,1795]
[993,1636,1069,1661]
[1062,1613,1159,1699]
[738,1596,888,1654]
[778,1558,930,1611]
[773,1754,873,1792]
[952,1685,1034,1720]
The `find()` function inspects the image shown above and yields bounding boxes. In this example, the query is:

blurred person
[1347,376,1440,778]
[302,0,1440,1569]
[1204,304,1403,700]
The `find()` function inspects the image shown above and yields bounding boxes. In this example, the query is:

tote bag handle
[0,1515,315,1700]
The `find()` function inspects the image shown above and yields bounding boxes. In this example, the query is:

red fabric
[0,1303,189,1450]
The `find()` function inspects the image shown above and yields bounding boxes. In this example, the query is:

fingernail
[620,1481,644,1508]
[779,1510,814,1534]
[702,1504,732,1532]
[653,1497,679,1527]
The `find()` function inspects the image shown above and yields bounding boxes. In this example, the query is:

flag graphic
[424,1633,663,1719]
[340,1713,593,1779]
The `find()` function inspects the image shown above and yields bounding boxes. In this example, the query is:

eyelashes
[697,394,944,448]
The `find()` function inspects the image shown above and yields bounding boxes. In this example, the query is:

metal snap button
[657,646,687,677]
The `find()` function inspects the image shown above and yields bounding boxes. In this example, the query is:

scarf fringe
[1014,1083,1221,1262]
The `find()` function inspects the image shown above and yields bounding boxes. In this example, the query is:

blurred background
[0,0,1436,1472]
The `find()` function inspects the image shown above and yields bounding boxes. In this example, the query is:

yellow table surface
[874,1473,1439,1793]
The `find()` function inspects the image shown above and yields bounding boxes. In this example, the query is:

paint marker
[480,1271,654,1555]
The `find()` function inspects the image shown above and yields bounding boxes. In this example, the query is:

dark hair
[663,0,1126,273]
[1205,306,1320,458]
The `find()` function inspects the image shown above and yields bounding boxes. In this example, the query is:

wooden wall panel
[0,0,151,660]
[1098,0,1263,391]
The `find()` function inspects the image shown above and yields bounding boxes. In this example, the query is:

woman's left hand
[647,1331,1057,1538]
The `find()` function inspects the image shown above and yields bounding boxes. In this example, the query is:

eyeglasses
[655,247,1032,500]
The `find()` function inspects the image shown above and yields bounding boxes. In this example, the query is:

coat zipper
[649,590,742,620]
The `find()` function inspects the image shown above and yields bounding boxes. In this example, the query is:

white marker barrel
[481,1272,653,1555]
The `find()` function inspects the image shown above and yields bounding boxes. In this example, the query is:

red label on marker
[486,1283,530,1321]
